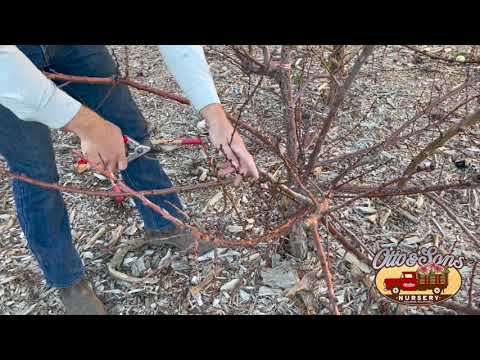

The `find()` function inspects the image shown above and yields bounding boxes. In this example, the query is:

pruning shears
[122,135,151,162]
[123,135,204,162]
[76,135,204,204]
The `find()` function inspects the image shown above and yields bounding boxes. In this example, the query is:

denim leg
[0,104,84,288]
[49,45,184,230]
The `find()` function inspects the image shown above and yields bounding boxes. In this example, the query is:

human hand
[200,104,259,185]
[64,106,127,173]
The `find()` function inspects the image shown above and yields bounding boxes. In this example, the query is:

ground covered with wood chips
[0,45,479,315]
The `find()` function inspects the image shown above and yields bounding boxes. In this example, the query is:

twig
[329,214,375,258]
[334,180,480,197]
[321,217,372,266]
[304,45,375,177]
[403,45,480,65]
[44,72,190,105]
[1,167,233,198]
[468,261,478,308]
[307,217,340,315]
[399,109,480,187]
[425,193,480,249]
[315,78,478,169]
[230,73,265,145]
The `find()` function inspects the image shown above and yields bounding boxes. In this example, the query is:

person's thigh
[0,106,58,182]
[0,104,84,288]
[48,45,149,142]
[48,45,184,229]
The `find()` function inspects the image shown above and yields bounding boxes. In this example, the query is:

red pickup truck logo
[373,247,463,305]
[384,270,448,296]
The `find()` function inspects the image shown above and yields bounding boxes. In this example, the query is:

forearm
[0,45,81,128]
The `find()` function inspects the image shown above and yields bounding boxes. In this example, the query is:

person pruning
[0,45,259,314]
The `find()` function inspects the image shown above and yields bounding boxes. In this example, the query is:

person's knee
[122,155,174,189]
[100,89,150,143]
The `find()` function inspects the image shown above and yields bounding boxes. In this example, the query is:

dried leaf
[93,173,107,181]
[415,195,425,209]
[108,225,124,247]
[403,236,423,246]
[284,269,321,298]
[85,226,107,249]
[355,206,377,216]
[312,167,323,178]
[125,223,138,236]
[345,252,371,274]
[220,278,241,292]
[261,263,298,289]
[379,209,392,227]
[227,225,243,233]
[202,191,224,213]
[366,214,377,224]
[198,167,208,182]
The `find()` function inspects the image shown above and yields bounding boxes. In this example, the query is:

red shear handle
[122,135,129,144]
[182,138,203,145]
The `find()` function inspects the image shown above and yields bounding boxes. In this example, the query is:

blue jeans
[0,45,184,288]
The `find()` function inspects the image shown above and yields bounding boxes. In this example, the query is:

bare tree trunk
[277,46,309,258]
[279,45,299,166]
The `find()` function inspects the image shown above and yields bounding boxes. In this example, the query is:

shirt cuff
[32,88,82,129]
[187,84,221,112]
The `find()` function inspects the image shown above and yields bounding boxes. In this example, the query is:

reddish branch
[278,46,299,166]
[35,153,311,249]
[307,217,340,315]
[6,163,477,208]
[213,206,308,248]
[320,217,372,266]
[1,166,233,198]
[45,72,191,105]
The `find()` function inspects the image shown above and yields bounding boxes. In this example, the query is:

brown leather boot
[145,227,214,256]
[59,279,107,315]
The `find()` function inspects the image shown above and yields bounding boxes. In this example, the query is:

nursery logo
[373,246,464,305]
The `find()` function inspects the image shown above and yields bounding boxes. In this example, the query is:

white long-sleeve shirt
[0,45,220,129]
